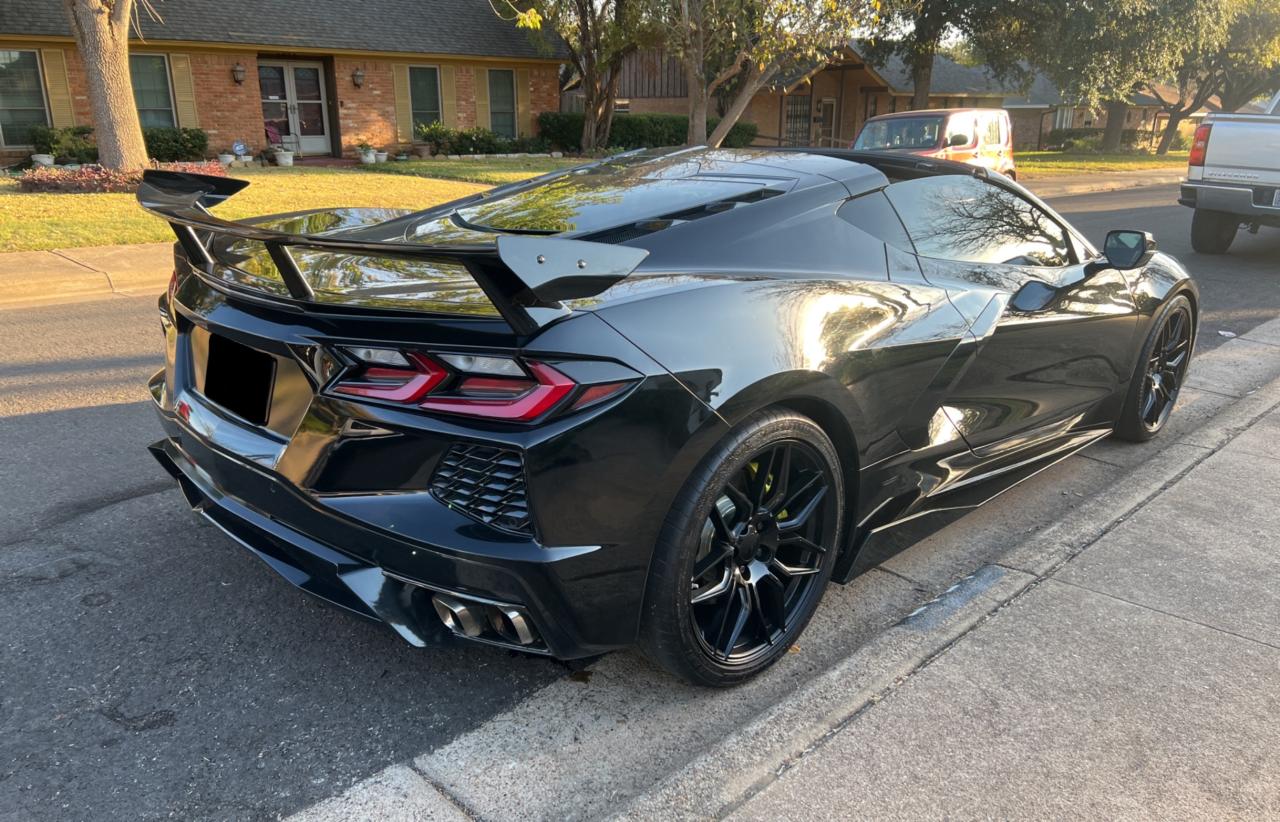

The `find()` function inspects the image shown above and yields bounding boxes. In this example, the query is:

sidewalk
[0,242,171,308]
[661,356,1280,818]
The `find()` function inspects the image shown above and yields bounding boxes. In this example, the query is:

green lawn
[365,156,583,185]
[1017,151,1189,176]
[0,166,489,253]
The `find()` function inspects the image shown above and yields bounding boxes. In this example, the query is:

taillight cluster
[1188,124,1211,167]
[330,346,634,422]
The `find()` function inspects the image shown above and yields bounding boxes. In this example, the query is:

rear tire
[1190,209,1238,254]
[638,409,845,687]
[1113,295,1194,442]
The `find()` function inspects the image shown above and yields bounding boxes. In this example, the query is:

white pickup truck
[1179,89,1280,254]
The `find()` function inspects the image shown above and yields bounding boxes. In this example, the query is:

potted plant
[354,138,376,164]
[30,153,54,167]
[273,149,295,167]
[375,149,389,163]
[218,151,236,165]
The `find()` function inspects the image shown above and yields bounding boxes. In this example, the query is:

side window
[983,115,1001,146]
[837,191,913,252]
[883,175,1073,267]
[944,116,975,148]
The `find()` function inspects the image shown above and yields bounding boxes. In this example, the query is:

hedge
[17,161,226,194]
[24,125,209,163]
[537,112,759,152]
[1046,127,1143,147]
[414,121,550,155]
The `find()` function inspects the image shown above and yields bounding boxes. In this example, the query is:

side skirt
[832,425,1111,583]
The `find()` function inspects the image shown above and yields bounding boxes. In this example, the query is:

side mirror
[947,133,970,148]
[1103,230,1156,270]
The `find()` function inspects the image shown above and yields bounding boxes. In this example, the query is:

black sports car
[141,148,1197,686]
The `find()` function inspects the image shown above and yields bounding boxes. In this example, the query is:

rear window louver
[580,187,783,244]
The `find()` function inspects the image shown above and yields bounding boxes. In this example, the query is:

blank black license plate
[204,333,276,426]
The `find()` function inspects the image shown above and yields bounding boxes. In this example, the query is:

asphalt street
[1,183,1277,821]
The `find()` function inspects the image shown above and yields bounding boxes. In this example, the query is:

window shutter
[168,54,199,128]
[40,49,75,128]
[440,65,457,128]
[392,64,413,142]
[516,68,532,137]
[475,67,491,131]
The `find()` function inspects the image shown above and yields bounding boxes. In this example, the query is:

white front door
[259,61,331,155]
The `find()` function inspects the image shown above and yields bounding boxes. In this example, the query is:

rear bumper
[150,389,625,659]
[1179,180,1280,225]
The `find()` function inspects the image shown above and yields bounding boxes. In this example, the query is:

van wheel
[1190,209,1238,254]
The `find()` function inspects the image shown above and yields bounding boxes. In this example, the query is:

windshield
[854,116,945,151]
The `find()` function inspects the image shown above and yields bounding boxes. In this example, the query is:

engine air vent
[430,443,532,535]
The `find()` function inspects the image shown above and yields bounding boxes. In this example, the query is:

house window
[784,94,811,145]
[0,49,49,147]
[130,54,175,128]
[409,66,441,131]
[488,69,516,138]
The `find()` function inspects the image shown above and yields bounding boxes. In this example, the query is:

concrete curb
[613,315,1280,819]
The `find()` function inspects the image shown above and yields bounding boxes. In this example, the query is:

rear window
[455,174,769,234]
[854,116,944,150]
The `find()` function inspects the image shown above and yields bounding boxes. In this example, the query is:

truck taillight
[1188,124,1211,166]
[330,347,634,422]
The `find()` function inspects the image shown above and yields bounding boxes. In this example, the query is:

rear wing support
[137,170,648,334]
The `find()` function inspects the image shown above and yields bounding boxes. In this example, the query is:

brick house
[0,0,563,164]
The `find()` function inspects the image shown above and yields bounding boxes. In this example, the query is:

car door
[883,174,1138,451]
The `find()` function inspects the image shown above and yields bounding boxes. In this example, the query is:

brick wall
[188,51,261,154]
[529,64,559,128]
[334,57,398,152]
[1007,108,1050,150]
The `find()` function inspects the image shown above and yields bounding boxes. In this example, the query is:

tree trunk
[1101,100,1129,151]
[687,85,709,145]
[910,49,934,110]
[63,0,149,170]
[1155,111,1187,155]
[707,62,770,148]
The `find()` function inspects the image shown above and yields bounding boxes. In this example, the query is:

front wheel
[1190,209,1238,254]
[639,410,845,687]
[1113,295,1195,442]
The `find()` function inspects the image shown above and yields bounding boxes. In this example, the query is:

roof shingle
[0,0,565,61]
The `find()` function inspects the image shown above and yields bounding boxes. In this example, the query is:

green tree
[1027,0,1229,151]
[656,0,875,147]
[61,0,160,170]
[1215,0,1280,112]
[863,0,1035,110]
[496,1,650,153]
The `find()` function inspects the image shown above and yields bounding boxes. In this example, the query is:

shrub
[1046,127,1143,149]
[143,127,209,162]
[536,111,759,152]
[17,161,226,194]
[29,125,98,163]
[414,121,553,155]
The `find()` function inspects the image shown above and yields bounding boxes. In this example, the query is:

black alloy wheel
[1140,303,1192,432]
[639,410,844,687]
[1115,295,1195,442]
[689,441,835,664]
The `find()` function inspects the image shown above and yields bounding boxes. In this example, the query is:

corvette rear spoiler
[136,169,648,334]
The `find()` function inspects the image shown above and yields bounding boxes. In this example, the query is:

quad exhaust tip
[431,593,541,648]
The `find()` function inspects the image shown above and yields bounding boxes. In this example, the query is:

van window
[944,116,975,148]
[982,115,1001,146]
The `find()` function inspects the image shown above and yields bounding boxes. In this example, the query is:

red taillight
[333,352,447,403]
[330,348,629,422]
[1189,124,1211,166]
[423,361,575,421]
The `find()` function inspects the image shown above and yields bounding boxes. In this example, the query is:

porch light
[231,62,246,85]
[351,67,365,88]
